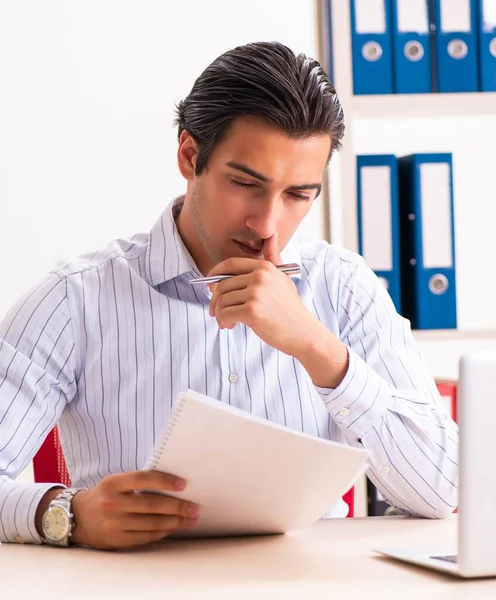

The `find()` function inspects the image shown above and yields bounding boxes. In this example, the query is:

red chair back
[343,487,354,517]
[32,427,71,486]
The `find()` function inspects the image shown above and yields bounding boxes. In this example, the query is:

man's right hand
[36,470,199,550]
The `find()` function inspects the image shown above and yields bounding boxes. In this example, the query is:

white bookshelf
[350,92,496,118]
[318,0,496,350]
[412,329,496,341]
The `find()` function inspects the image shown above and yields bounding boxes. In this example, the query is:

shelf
[348,92,496,120]
[412,329,496,342]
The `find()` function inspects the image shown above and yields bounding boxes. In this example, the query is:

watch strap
[42,487,86,547]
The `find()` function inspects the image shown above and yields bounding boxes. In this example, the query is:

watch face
[42,506,70,542]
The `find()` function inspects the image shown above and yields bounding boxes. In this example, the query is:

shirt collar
[147,197,197,286]
[147,196,302,286]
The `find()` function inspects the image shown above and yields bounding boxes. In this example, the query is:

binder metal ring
[404,41,424,62]
[428,274,449,295]
[447,39,468,60]
[490,38,496,59]
[361,41,383,62]
[377,277,389,290]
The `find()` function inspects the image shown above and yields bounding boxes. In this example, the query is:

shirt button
[382,465,391,475]
[339,407,349,417]
[15,535,24,544]
[228,373,238,383]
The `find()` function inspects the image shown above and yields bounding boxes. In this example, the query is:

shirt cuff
[0,481,66,544]
[314,348,391,440]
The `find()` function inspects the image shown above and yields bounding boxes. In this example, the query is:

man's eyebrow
[226,162,270,182]
[291,183,322,191]
[226,161,322,193]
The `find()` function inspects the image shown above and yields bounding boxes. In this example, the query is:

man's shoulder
[53,233,149,282]
[296,236,364,272]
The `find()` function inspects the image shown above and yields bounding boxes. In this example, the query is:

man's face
[178,116,332,273]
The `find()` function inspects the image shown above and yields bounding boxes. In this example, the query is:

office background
[1,0,495,382]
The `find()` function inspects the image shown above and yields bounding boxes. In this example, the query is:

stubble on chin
[189,192,226,268]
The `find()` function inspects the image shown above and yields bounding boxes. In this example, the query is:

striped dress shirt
[0,198,458,544]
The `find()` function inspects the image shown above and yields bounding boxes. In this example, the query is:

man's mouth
[234,240,264,258]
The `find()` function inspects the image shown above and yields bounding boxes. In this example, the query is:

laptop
[374,350,496,578]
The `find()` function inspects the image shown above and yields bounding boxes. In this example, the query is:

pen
[189,263,301,285]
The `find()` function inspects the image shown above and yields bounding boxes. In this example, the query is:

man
[0,41,458,550]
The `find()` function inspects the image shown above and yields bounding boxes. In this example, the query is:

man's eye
[231,180,255,189]
[289,192,310,202]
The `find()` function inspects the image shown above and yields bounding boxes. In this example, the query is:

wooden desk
[2,516,495,599]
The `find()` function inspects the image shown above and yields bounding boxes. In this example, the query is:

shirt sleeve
[0,272,77,543]
[315,255,458,519]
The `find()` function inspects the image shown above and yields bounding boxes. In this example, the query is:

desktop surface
[2,515,495,599]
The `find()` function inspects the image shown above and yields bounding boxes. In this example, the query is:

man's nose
[245,197,281,240]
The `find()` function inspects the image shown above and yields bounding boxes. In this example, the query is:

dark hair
[175,41,345,175]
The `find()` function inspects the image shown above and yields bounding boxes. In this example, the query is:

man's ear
[177,131,199,180]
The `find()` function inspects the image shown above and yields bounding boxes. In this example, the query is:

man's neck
[174,200,212,276]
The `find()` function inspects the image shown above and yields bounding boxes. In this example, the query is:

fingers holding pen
[208,274,250,327]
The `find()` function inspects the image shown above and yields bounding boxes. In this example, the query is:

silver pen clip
[189,263,301,285]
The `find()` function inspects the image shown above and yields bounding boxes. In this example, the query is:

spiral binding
[144,392,187,470]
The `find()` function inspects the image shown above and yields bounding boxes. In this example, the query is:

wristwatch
[41,488,84,546]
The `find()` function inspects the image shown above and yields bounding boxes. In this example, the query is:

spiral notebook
[144,389,370,538]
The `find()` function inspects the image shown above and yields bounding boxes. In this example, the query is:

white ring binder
[490,38,496,58]
[404,40,424,62]
[447,39,468,59]
[428,274,449,295]
[362,41,383,62]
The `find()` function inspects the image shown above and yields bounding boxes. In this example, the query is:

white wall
[0,0,324,318]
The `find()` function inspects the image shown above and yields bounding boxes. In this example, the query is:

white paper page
[354,0,386,34]
[397,0,429,34]
[482,0,496,29]
[360,166,393,272]
[145,390,370,538]
[440,0,471,33]
[420,163,453,269]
